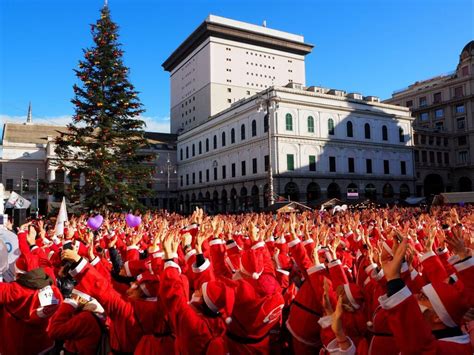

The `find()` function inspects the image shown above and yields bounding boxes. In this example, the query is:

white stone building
[163,15,416,213]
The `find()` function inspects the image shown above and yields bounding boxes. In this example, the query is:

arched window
[399,127,404,142]
[365,123,371,139]
[213,135,217,149]
[263,114,269,133]
[382,125,388,141]
[382,183,394,198]
[252,120,257,137]
[286,113,293,131]
[328,118,335,135]
[222,132,226,147]
[231,128,235,144]
[198,141,202,154]
[346,121,353,137]
[307,116,315,133]
[180,149,183,160]
[186,146,189,159]
[205,138,209,152]
[192,144,195,156]
[241,124,246,140]
[400,184,410,199]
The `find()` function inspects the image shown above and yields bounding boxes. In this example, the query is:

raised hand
[446,225,470,259]
[381,237,408,281]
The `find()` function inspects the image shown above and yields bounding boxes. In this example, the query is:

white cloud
[140,116,171,133]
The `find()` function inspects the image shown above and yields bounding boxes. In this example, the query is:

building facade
[0,120,178,215]
[164,15,415,213]
[385,41,474,197]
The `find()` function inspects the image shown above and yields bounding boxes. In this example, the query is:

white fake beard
[418,303,429,314]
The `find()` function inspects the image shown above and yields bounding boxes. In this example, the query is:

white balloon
[0,230,20,265]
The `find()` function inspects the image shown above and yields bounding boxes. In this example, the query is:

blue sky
[0,0,472,133]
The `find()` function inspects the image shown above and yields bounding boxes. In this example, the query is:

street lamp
[159,153,177,210]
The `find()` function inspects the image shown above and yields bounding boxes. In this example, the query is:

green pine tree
[55,4,154,211]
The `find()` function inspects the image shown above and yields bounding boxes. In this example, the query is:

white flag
[7,191,31,210]
[54,197,68,236]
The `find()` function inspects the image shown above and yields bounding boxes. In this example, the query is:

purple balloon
[87,215,103,231]
[125,214,141,228]
[459,202,465,207]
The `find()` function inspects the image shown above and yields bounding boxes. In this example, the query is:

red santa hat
[136,271,159,297]
[343,283,363,310]
[382,239,394,257]
[123,259,148,277]
[240,249,264,279]
[202,280,235,324]
[421,282,469,327]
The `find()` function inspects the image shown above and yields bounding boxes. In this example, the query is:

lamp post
[160,153,177,211]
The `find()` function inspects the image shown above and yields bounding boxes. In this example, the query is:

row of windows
[246,51,275,60]
[415,150,450,165]
[180,118,268,160]
[246,72,276,79]
[180,155,270,186]
[246,62,276,70]
[284,114,405,142]
[406,86,464,107]
[414,134,449,146]
[285,154,407,175]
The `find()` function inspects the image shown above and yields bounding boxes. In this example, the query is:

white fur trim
[326,337,356,354]
[251,241,265,250]
[52,236,61,245]
[276,268,290,276]
[164,260,181,273]
[126,245,139,251]
[123,261,132,277]
[421,283,457,327]
[454,256,473,273]
[275,237,287,244]
[185,249,197,262]
[363,277,371,286]
[447,254,460,265]
[378,286,412,310]
[302,238,314,245]
[240,265,262,279]
[30,245,38,251]
[449,273,458,283]
[226,241,239,250]
[47,250,55,260]
[139,283,151,297]
[371,268,384,281]
[420,250,436,263]
[71,289,93,301]
[288,238,301,248]
[410,269,419,280]
[209,239,224,246]
[266,236,275,242]
[285,320,321,347]
[192,259,211,273]
[328,259,342,268]
[436,247,448,256]
[64,298,79,308]
[90,256,100,266]
[317,315,333,328]
[343,284,360,309]
[202,282,219,313]
[307,264,326,275]
[152,251,164,259]
[382,241,394,256]
[437,334,471,344]
[364,263,378,274]
[224,256,237,272]
[69,258,88,277]
[400,262,408,274]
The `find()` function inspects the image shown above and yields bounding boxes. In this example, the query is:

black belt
[226,331,269,344]
[291,300,322,318]
[370,332,393,337]
[153,331,174,338]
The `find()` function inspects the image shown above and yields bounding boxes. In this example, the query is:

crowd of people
[0,204,473,354]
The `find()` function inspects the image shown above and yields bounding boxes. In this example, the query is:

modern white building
[162,15,415,214]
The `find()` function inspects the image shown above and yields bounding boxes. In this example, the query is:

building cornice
[162,21,314,72]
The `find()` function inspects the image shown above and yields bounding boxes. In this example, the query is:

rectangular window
[231,163,236,178]
[227,88,232,92]
[429,151,435,163]
[435,109,444,118]
[406,100,413,107]
[414,150,419,162]
[192,173,195,185]
[180,176,183,187]
[419,96,427,107]
[400,161,406,175]
[444,152,449,165]
[462,66,469,76]
[214,167,218,181]
[252,158,257,174]
[421,135,426,144]
[384,160,390,174]
[454,86,463,98]
[433,92,441,104]
[287,154,294,171]
[199,171,202,183]
[286,115,293,131]
[437,152,442,164]
[206,169,209,182]
[241,161,246,176]
[309,155,316,171]
[329,156,336,172]
[420,112,429,121]
[348,157,355,173]
[458,151,468,164]
[21,179,29,191]
[435,122,444,131]
[366,159,372,174]
[456,105,465,114]
[422,151,427,163]
[222,165,226,179]
[264,155,269,172]
[186,174,189,186]
[458,136,467,146]
[457,117,465,130]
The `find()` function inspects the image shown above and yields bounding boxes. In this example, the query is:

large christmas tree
[55,4,154,211]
